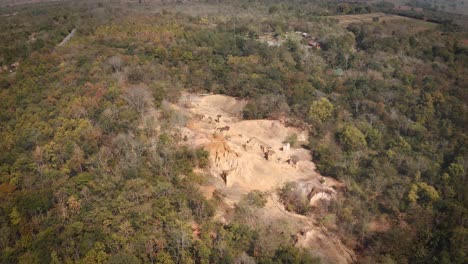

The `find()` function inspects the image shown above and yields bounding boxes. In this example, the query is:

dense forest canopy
[0,0,467,263]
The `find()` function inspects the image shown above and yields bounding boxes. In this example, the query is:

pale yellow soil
[170,93,354,263]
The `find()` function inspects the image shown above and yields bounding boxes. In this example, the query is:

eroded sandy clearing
[177,94,339,198]
[169,93,353,264]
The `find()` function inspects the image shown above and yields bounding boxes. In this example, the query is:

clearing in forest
[167,93,354,264]
[331,12,437,34]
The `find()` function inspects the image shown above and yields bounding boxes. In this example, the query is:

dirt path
[57,28,76,47]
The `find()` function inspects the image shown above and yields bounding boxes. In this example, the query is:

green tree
[338,125,367,150]
[308,98,334,123]
[9,207,21,225]
[154,251,174,264]
[407,182,440,205]
[80,242,108,264]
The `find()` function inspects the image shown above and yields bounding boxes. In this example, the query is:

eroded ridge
[168,93,353,264]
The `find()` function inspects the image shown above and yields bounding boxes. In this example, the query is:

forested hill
[0,0,467,263]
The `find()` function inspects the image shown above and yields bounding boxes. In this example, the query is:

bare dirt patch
[169,93,354,263]
[176,94,332,202]
[331,12,437,34]
[368,215,391,233]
